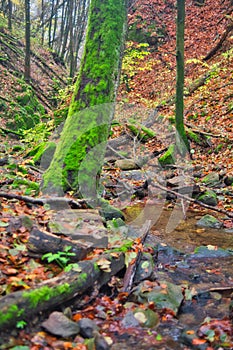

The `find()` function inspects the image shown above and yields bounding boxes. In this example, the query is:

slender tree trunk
[48,0,55,48]
[52,0,59,50]
[175,0,189,154]
[42,0,127,197]
[41,0,45,45]
[24,0,30,83]
[7,0,12,30]
[60,3,69,60]
[57,0,66,55]
[68,0,75,77]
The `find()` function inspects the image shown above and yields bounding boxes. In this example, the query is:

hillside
[0,17,68,131]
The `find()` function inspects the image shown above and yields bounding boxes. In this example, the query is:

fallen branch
[203,23,233,61]
[0,192,85,208]
[151,182,233,218]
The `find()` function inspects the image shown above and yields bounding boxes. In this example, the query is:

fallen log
[27,226,93,260]
[0,252,125,333]
[0,192,85,208]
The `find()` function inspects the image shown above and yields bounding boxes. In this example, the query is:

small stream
[119,203,233,349]
[124,203,233,252]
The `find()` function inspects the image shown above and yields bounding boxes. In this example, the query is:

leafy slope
[118,0,233,180]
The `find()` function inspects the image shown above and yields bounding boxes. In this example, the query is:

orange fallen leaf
[73,313,82,322]
[192,338,207,345]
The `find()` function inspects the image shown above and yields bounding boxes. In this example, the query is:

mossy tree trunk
[175,0,189,154]
[42,0,127,199]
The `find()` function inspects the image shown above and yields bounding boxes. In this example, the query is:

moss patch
[22,283,70,308]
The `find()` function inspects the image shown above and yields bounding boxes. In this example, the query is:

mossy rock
[201,172,220,187]
[197,190,218,206]
[99,199,124,221]
[196,214,222,229]
[133,308,159,328]
[158,144,176,167]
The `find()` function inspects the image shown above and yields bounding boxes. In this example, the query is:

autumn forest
[0,0,233,349]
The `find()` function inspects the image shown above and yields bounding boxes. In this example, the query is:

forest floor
[0,0,233,349]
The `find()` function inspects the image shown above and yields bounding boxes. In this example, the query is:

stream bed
[115,205,233,349]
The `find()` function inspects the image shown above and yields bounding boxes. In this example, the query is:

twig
[106,144,126,159]
[151,182,233,218]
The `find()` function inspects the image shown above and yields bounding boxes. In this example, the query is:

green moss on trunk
[42,0,127,195]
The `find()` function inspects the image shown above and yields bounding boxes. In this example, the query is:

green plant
[16,320,27,329]
[22,120,54,145]
[42,246,76,268]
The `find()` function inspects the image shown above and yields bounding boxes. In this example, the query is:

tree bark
[42,0,127,197]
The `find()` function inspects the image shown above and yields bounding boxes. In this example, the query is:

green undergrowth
[1,78,46,132]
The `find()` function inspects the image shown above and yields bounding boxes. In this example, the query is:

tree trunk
[24,0,30,83]
[175,0,189,154]
[42,0,127,198]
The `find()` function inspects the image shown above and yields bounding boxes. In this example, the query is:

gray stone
[42,311,80,337]
[121,311,140,328]
[190,246,233,259]
[49,209,108,247]
[115,159,140,170]
[224,175,233,186]
[78,318,99,338]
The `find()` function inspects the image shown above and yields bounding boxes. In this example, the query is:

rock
[196,214,223,229]
[121,311,140,328]
[190,245,233,259]
[197,190,218,206]
[115,159,140,170]
[99,199,125,221]
[42,311,80,337]
[201,172,220,187]
[49,209,108,248]
[133,280,183,315]
[120,170,147,181]
[134,252,154,282]
[133,308,159,328]
[78,318,99,338]
[158,144,176,167]
[224,175,233,186]
[94,331,110,350]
